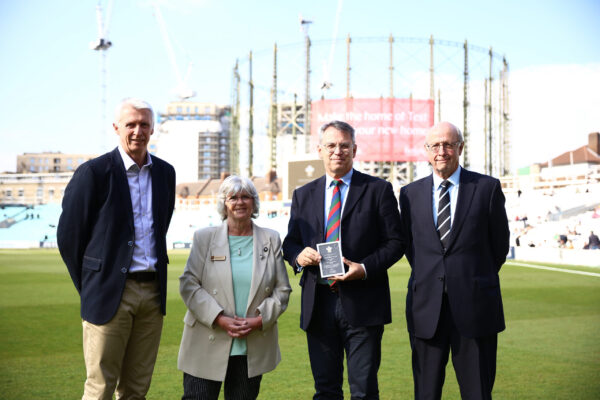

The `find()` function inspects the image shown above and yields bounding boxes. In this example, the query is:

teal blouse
[228,235,254,356]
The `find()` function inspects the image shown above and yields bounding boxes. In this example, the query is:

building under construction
[151,101,231,183]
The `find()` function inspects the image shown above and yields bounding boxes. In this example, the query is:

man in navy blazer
[58,98,175,399]
[283,120,403,399]
[399,122,509,399]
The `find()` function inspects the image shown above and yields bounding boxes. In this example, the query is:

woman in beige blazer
[178,175,291,400]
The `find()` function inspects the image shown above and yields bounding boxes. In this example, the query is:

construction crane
[153,2,196,101]
[320,0,344,97]
[90,0,114,151]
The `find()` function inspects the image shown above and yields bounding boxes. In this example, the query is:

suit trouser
[306,284,384,400]
[410,293,497,400]
[82,279,163,400]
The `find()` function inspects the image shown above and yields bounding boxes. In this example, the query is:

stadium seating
[0,204,62,248]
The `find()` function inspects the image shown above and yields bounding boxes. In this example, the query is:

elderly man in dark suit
[398,121,509,399]
[283,120,403,400]
[57,98,175,399]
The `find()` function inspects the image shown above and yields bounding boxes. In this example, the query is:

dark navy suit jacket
[57,147,175,325]
[282,169,403,331]
[399,168,509,339]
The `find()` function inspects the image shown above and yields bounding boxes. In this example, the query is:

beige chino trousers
[82,279,163,400]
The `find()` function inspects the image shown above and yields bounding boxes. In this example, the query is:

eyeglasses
[226,195,253,203]
[424,142,462,153]
[321,142,354,154]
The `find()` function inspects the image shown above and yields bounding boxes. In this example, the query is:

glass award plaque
[317,241,345,278]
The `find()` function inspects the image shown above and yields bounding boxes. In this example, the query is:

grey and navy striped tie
[437,180,452,249]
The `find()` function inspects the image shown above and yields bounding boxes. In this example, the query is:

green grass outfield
[1,249,599,399]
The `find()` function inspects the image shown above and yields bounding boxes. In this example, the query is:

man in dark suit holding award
[398,121,509,399]
[57,98,175,399]
[283,120,403,400]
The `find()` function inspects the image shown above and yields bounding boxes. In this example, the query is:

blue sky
[1,0,599,174]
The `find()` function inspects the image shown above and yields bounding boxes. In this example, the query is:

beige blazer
[177,220,292,381]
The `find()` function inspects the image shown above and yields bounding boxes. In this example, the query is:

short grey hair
[114,98,154,127]
[319,120,356,143]
[216,175,260,220]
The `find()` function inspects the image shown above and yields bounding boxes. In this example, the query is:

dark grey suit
[399,168,509,399]
[283,169,403,399]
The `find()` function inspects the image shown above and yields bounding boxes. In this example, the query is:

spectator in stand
[558,234,568,248]
[588,231,600,250]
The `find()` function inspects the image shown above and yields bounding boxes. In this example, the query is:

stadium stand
[0,204,62,248]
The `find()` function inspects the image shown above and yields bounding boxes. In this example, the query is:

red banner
[310,98,434,162]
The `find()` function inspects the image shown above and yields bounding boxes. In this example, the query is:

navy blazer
[399,168,509,339]
[57,148,175,325]
[282,169,403,331]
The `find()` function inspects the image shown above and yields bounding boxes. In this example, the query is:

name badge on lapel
[211,255,226,261]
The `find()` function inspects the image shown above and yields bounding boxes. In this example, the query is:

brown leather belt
[127,271,157,282]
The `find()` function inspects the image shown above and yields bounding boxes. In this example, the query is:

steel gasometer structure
[230,34,510,184]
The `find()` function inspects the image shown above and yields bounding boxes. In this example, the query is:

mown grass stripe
[507,261,600,277]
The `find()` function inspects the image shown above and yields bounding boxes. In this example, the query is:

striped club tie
[437,180,452,249]
[325,179,342,242]
[323,179,342,286]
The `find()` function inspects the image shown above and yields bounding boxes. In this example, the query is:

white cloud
[510,63,600,169]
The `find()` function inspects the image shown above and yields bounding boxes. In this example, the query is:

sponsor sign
[311,98,434,162]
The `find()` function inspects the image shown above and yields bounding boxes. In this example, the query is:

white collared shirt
[118,146,157,273]
[432,165,461,227]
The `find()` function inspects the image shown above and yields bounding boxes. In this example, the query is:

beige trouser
[82,279,163,400]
